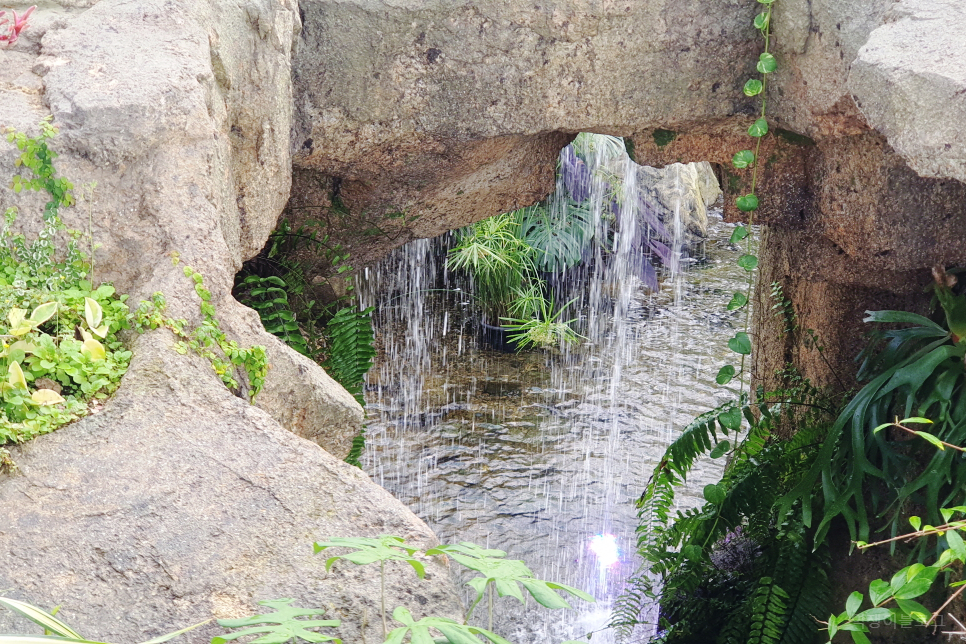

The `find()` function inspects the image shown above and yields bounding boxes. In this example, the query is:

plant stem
[380,560,387,640]
[737,3,773,397]
[893,423,966,453]
[488,582,493,632]
[929,583,966,626]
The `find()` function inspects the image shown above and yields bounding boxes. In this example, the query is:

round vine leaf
[703,483,726,505]
[727,292,748,311]
[735,194,759,212]
[729,225,749,244]
[718,407,743,431]
[709,440,731,459]
[748,118,769,137]
[743,79,763,96]
[732,150,755,169]
[716,365,736,385]
[753,11,770,30]
[728,332,752,355]
[757,53,777,74]
[737,254,759,272]
[682,545,703,562]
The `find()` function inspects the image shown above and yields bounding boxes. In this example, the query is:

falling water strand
[359,140,745,643]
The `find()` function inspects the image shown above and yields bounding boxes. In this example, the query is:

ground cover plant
[1,536,595,644]
[0,120,132,452]
[0,121,269,469]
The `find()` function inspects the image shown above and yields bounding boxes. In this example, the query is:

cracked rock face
[0,333,463,643]
[0,0,462,638]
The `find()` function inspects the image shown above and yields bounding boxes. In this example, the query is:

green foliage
[0,595,208,644]
[133,262,268,402]
[384,608,510,644]
[313,535,425,577]
[652,129,677,148]
[824,505,966,642]
[446,211,536,323]
[214,600,341,644]
[613,377,835,644]
[322,306,376,406]
[777,303,966,546]
[426,542,594,622]
[6,118,74,224]
[315,535,594,642]
[236,275,310,355]
[519,202,596,273]
[343,427,366,469]
[501,297,581,351]
[0,123,132,445]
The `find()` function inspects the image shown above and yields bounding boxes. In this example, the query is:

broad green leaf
[29,302,57,325]
[719,407,742,431]
[852,607,893,622]
[682,545,702,562]
[729,226,749,243]
[82,339,107,362]
[703,483,726,505]
[893,598,929,623]
[942,508,954,522]
[846,591,862,618]
[31,389,65,406]
[894,567,938,599]
[914,431,944,450]
[709,440,731,459]
[517,578,572,609]
[946,529,966,562]
[0,597,84,639]
[909,516,922,531]
[8,308,27,329]
[737,255,758,272]
[757,53,777,74]
[827,615,838,639]
[727,292,748,311]
[753,11,769,29]
[728,332,752,355]
[743,79,763,96]
[8,361,27,390]
[901,417,933,425]
[748,118,769,138]
[715,365,735,385]
[869,579,891,606]
[214,599,341,644]
[732,150,755,169]
[735,194,759,212]
[850,632,871,644]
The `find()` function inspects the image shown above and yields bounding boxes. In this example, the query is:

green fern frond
[322,306,376,406]
[343,427,366,469]
[746,578,790,644]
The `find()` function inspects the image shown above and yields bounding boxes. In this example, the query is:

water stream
[357,156,752,642]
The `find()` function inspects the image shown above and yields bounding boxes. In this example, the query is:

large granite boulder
[289,0,760,265]
[0,331,463,643]
[0,0,462,638]
[0,0,361,454]
[849,0,966,184]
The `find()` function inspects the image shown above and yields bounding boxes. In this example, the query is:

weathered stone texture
[0,0,362,454]
[0,332,463,643]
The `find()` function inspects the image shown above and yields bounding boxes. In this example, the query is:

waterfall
[356,136,743,643]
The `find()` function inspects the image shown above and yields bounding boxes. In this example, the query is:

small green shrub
[0,121,133,445]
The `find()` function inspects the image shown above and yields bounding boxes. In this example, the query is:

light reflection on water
[359,213,749,643]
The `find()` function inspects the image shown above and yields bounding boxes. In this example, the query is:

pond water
[358,204,751,642]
